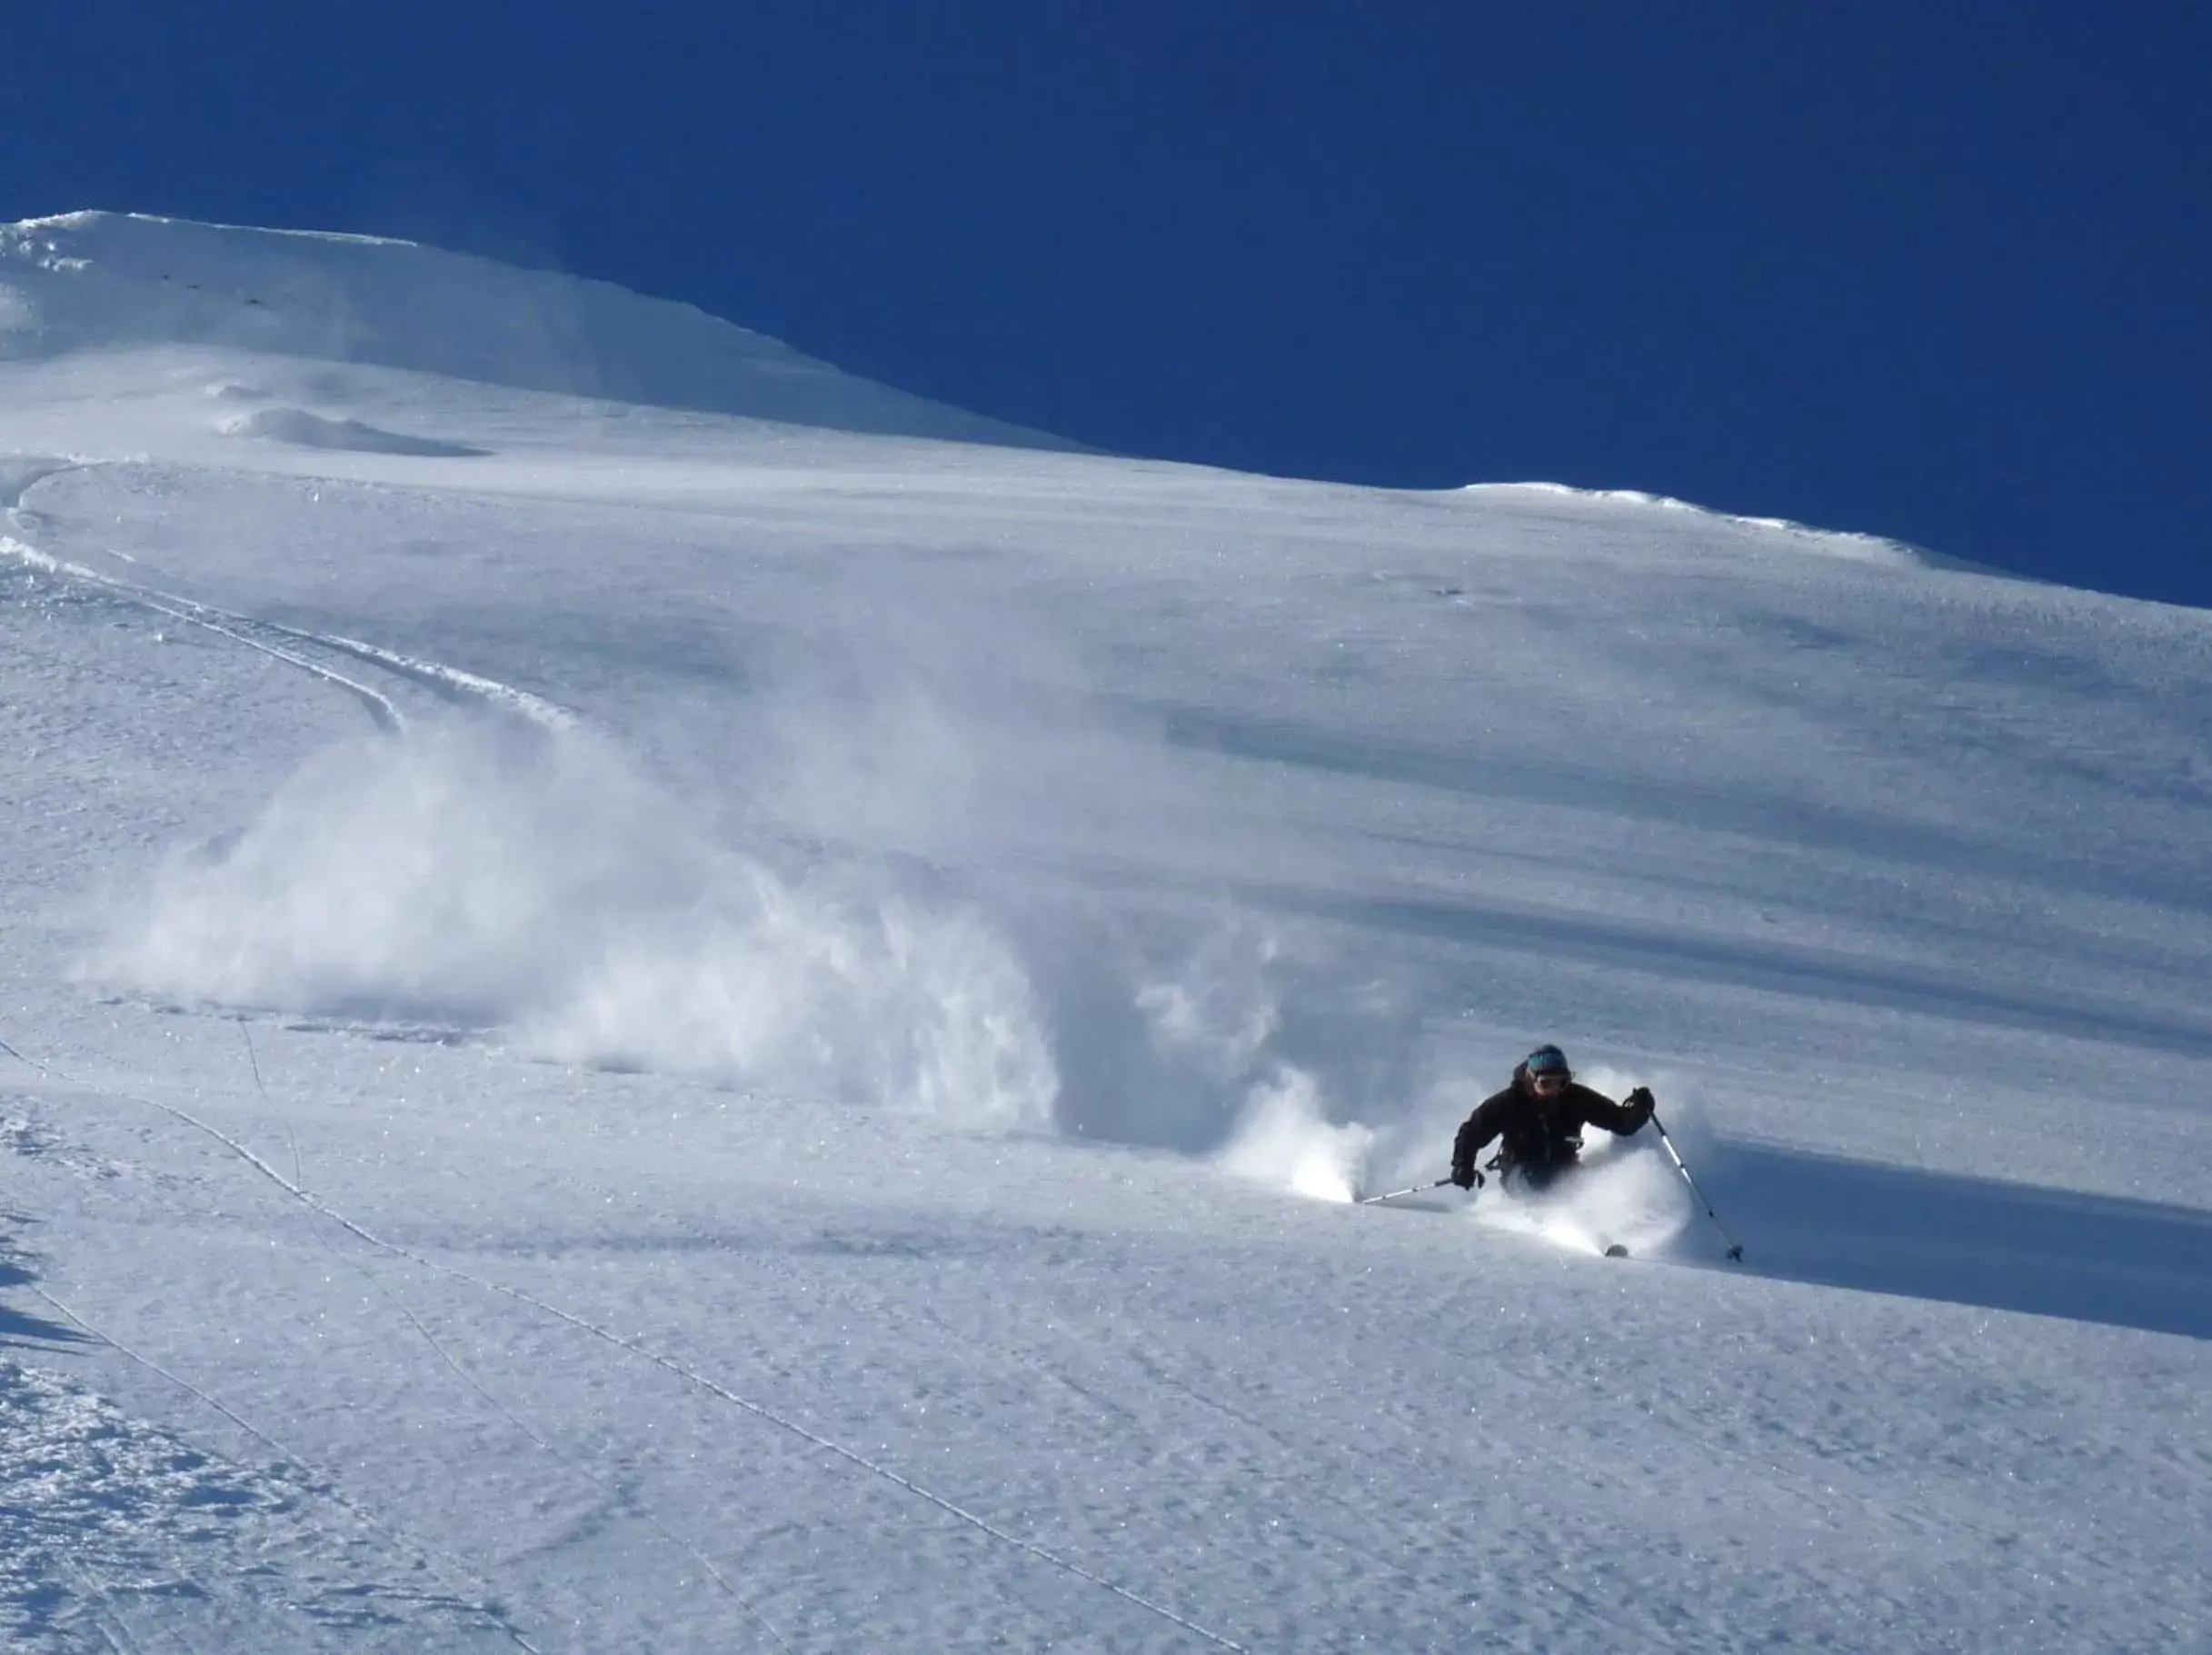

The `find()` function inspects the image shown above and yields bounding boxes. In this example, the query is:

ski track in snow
[0,1210,539,1650]
[19,1288,543,1655]
[0,1030,1252,1654]
[269,628,575,733]
[0,530,573,739]
[0,1032,560,1652]
[230,1021,802,1654]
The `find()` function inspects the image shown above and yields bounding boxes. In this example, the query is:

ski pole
[1359,1177,1458,1205]
[1649,1112,1743,1261]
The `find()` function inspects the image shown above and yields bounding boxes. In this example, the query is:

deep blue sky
[9,4,2207,605]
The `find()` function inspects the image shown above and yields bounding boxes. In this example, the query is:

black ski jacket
[1451,1068,1651,1185]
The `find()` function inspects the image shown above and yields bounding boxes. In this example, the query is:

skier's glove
[1450,1163,1483,1191]
[1625,1085,1655,1127]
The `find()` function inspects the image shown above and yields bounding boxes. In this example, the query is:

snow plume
[520,877,1054,1126]
[89,720,1056,1125]
[1217,1065,1374,1204]
[732,582,1416,1161]
[1013,912,1381,1195]
[1136,920,1283,1082]
[92,721,676,1023]
[1017,908,1389,1167]
[1133,922,1370,1200]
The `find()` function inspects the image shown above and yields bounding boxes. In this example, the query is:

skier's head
[1522,1044,1571,1095]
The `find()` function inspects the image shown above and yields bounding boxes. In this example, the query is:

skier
[1450,1044,1654,1192]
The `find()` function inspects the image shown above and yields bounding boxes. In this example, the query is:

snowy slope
[2,212,2209,1652]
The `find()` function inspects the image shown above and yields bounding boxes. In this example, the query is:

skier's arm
[1575,1083,1655,1136]
[1450,1096,1508,1185]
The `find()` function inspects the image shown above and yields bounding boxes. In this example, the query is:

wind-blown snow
[1,211,2208,1653]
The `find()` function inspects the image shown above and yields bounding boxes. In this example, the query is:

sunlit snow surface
[2,213,2209,1651]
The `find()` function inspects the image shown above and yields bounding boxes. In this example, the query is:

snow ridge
[0,212,1067,444]
[1460,478,1997,573]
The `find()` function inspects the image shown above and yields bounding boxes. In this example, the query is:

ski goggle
[1529,1069,1570,1092]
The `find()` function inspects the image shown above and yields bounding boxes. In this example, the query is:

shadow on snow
[1247,879,2212,1062]
[0,1213,87,1350]
[1699,1143,2212,1342]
